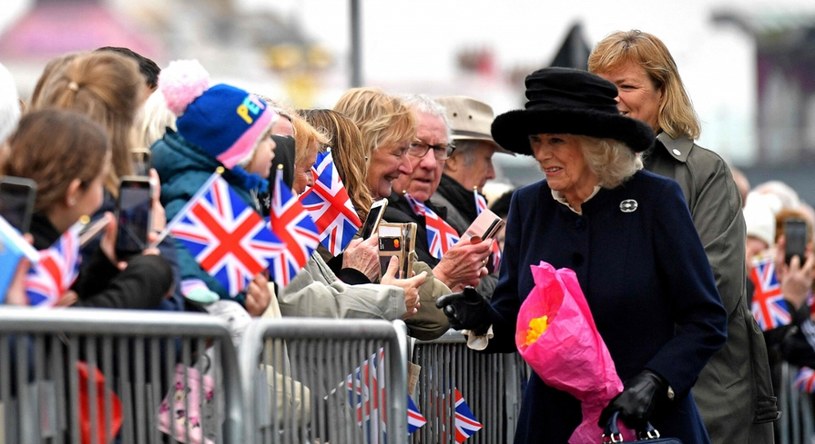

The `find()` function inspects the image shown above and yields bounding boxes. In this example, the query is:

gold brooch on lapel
[620,199,638,213]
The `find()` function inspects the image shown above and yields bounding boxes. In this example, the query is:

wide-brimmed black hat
[491,67,654,155]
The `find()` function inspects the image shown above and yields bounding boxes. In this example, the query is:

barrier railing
[411,329,528,444]
[0,308,243,444]
[238,317,409,444]
[777,362,814,444]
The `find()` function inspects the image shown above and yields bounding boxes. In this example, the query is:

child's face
[246,136,276,178]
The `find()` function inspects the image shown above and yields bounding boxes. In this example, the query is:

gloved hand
[435,286,491,335]
[599,370,669,429]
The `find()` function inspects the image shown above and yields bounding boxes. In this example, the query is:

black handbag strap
[602,411,662,442]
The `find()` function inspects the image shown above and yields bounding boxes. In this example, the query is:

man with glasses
[385,94,492,293]
[432,96,515,235]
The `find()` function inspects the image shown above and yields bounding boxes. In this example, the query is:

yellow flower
[524,315,549,346]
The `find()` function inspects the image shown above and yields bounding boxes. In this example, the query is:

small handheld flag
[268,167,321,287]
[453,388,482,443]
[25,224,81,307]
[750,257,791,331]
[168,172,284,297]
[299,149,362,256]
[404,192,459,260]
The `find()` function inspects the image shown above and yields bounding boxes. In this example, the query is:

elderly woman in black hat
[437,67,727,443]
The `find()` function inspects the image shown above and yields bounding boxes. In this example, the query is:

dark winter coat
[486,170,727,444]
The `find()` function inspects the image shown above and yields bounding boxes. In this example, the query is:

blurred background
[1,0,814,201]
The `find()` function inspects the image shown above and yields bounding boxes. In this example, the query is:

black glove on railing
[599,369,668,429]
[435,286,491,335]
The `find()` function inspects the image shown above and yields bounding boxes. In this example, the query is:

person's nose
[419,150,436,170]
[485,160,496,181]
[399,154,414,175]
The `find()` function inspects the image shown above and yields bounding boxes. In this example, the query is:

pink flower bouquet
[515,261,624,444]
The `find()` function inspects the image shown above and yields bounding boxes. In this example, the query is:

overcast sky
[3,0,814,165]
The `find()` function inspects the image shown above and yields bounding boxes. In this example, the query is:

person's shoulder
[514,179,549,199]
[626,170,683,198]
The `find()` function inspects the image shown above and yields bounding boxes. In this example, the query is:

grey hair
[445,139,480,169]
[399,93,453,143]
[577,135,642,189]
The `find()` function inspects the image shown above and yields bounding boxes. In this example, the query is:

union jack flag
[268,168,321,287]
[750,256,791,331]
[169,173,284,297]
[346,348,387,443]
[405,192,459,260]
[453,388,482,443]
[299,150,362,256]
[474,190,502,272]
[795,367,815,393]
[26,224,81,307]
[407,395,426,435]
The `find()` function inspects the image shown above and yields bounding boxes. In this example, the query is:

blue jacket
[488,170,727,443]
[151,130,266,302]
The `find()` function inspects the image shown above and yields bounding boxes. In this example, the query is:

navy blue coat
[487,170,727,443]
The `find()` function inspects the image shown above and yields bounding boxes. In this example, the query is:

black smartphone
[115,176,153,259]
[0,176,37,233]
[785,218,808,265]
[359,198,388,240]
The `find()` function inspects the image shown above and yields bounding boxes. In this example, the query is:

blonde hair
[29,51,143,196]
[290,112,328,168]
[301,109,374,220]
[333,87,415,157]
[588,30,700,140]
[131,89,178,166]
[576,135,642,189]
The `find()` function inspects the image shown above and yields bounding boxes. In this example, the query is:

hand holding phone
[784,218,808,266]
[115,176,153,259]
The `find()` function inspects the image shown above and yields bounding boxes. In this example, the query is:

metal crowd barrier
[0,308,243,444]
[239,317,409,444]
[411,329,528,444]
[777,362,815,444]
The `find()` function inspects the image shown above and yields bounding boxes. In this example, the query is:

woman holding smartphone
[1,109,173,308]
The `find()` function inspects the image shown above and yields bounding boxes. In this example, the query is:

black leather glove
[599,370,668,429]
[435,286,491,335]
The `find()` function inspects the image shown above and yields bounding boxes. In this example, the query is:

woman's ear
[65,178,82,207]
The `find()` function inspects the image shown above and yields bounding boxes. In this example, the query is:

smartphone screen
[784,218,808,265]
[0,176,37,233]
[360,198,388,239]
[115,177,152,258]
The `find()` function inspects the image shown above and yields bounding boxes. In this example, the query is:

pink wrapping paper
[515,261,626,444]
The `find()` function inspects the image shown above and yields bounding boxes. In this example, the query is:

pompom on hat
[158,59,277,170]
[491,67,655,156]
[0,62,20,144]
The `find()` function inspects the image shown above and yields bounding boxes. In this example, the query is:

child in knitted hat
[151,59,278,310]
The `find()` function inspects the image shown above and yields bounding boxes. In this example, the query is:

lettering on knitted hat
[237,95,264,124]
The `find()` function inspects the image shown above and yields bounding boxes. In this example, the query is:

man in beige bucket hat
[431,96,513,234]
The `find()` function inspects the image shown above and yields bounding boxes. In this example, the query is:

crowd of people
[0,28,813,443]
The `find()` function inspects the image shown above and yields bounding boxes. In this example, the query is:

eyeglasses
[408,140,455,160]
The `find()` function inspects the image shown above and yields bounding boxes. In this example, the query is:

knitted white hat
[744,192,777,248]
[0,62,20,144]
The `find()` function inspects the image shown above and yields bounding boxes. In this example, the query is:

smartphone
[359,198,388,240]
[378,222,416,279]
[0,176,37,233]
[463,208,505,241]
[115,176,153,259]
[784,218,808,265]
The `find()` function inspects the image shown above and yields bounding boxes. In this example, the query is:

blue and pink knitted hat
[158,59,276,169]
